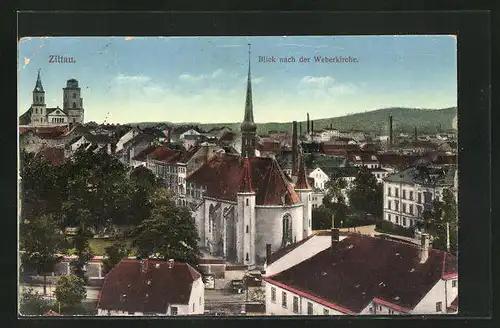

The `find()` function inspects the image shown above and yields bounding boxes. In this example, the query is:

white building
[97,259,204,316]
[264,231,458,315]
[19,71,85,127]
[382,165,457,229]
[186,154,313,266]
[308,167,329,190]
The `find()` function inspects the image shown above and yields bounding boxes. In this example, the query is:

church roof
[187,153,301,206]
[46,107,68,116]
[295,156,311,190]
[34,69,44,92]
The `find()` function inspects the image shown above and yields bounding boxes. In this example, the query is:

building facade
[383,165,457,229]
[19,70,85,127]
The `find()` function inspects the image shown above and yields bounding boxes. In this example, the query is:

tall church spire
[241,43,257,158]
[34,69,44,92]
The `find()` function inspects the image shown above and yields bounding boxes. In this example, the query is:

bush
[375,220,415,238]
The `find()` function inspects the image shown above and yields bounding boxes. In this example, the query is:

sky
[18,36,457,124]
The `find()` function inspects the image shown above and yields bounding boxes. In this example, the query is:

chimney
[419,233,430,263]
[330,123,333,130]
[307,113,310,134]
[266,244,272,264]
[389,115,393,148]
[331,228,340,250]
[311,120,314,134]
[168,259,174,269]
[292,121,298,175]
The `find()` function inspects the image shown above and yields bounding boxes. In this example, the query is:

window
[72,93,76,99]
[171,306,178,315]
[246,225,249,233]
[396,216,399,224]
[293,296,299,313]
[409,204,414,215]
[128,311,134,315]
[282,292,287,308]
[246,199,249,206]
[410,219,413,226]
[388,200,391,210]
[388,214,391,222]
[417,205,422,216]
[271,287,276,302]
[403,190,406,199]
[403,217,407,226]
[307,302,313,315]
[73,102,76,108]
[409,191,414,200]
[395,200,399,211]
[403,203,406,213]
[452,280,457,288]
[282,215,293,247]
[246,253,249,261]
[395,188,399,197]
[323,308,329,315]
[369,307,373,313]
[388,187,392,196]
[379,306,382,311]
[436,302,442,312]
[417,193,422,203]
[389,309,395,314]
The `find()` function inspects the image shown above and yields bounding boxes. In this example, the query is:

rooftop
[266,234,457,313]
[97,259,201,313]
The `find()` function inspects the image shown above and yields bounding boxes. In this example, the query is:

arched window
[208,204,214,233]
[246,199,249,206]
[246,225,249,233]
[282,214,293,247]
[245,253,249,261]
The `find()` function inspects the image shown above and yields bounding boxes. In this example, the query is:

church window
[246,225,249,233]
[246,199,249,206]
[245,253,249,261]
[282,214,293,247]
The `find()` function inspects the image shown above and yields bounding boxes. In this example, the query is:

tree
[54,275,87,312]
[70,225,94,283]
[19,287,53,315]
[347,167,383,218]
[131,189,200,267]
[324,175,348,204]
[20,214,68,296]
[418,188,458,253]
[102,242,130,275]
[312,206,333,230]
[126,166,160,226]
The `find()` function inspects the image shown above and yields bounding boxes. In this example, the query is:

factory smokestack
[292,121,298,175]
[311,120,314,134]
[389,115,393,148]
[307,113,310,135]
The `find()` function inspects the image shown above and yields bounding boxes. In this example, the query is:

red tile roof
[20,126,70,139]
[266,234,457,314]
[239,157,254,193]
[187,154,301,206]
[97,259,201,313]
[43,310,60,316]
[295,156,311,190]
[132,145,160,162]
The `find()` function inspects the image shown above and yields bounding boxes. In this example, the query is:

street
[204,288,247,315]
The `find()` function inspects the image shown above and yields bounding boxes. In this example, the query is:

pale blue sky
[18,36,457,124]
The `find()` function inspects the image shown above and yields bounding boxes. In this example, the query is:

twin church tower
[20,69,85,127]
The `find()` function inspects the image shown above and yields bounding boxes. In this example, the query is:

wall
[254,205,303,262]
[186,276,205,315]
[412,278,458,314]
[265,282,346,315]
[265,235,347,277]
[308,168,329,190]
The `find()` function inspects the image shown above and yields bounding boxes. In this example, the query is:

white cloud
[300,76,335,87]
[115,74,151,84]
[178,69,224,82]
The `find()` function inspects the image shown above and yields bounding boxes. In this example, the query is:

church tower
[236,157,256,265]
[295,154,313,239]
[240,44,257,158]
[30,69,47,125]
[63,78,84,124]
